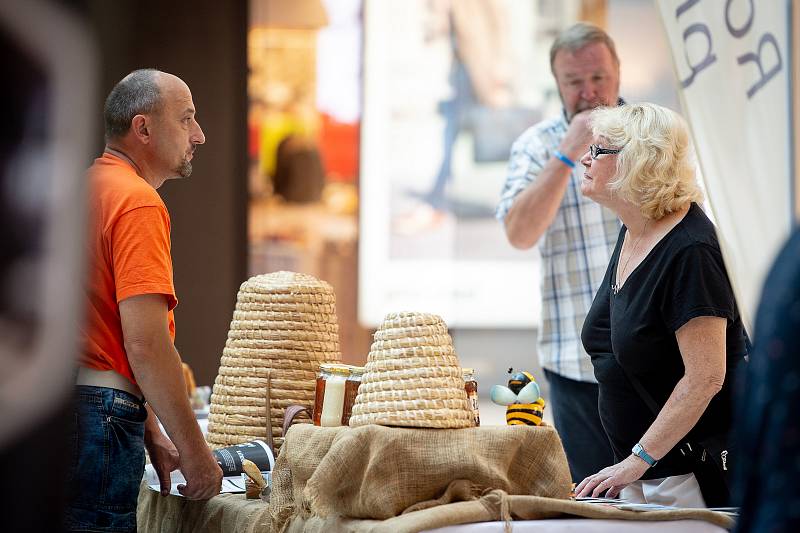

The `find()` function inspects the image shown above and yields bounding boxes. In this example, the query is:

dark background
[86,0,249,386]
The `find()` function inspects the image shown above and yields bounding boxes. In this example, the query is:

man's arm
[143,404,180,496]
[119,293,222,499]
[503,111,594,249]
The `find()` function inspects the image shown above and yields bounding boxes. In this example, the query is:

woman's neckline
[611,203,695,296]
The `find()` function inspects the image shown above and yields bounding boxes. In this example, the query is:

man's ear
[131,114,151,144]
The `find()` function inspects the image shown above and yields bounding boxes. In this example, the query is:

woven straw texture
[206,271,341,450]
[349,312,473,429]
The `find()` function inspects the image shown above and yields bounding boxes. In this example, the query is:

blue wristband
[632,443,658,467]
[553,150,576,169]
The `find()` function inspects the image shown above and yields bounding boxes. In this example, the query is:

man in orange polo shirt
[66,69,222,532]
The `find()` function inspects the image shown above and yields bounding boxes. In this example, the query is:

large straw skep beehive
[207,271,341,450]
[349,312,473,429]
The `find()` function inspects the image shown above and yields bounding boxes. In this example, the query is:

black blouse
[581,203,747,480]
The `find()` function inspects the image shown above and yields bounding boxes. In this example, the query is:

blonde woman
[574,103,747,507]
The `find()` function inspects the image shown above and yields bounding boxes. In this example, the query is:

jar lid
[462,368,475,376]
[347,365,365,376]
[320,363,352,376]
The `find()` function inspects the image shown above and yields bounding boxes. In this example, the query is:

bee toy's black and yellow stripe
[506,400,546,426]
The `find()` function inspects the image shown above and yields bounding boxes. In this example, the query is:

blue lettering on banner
[737,33,783,99]
[673,0,783,98]
[676,0,701,19]
[725,0,754,38]
[680,23,717,89]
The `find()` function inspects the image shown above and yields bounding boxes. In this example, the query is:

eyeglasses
[589,144,621,160]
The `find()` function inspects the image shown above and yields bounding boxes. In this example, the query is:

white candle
[320,374,347,427]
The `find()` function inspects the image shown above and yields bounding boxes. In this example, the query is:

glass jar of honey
[343,366,364,425]
[313,364,364,427]
[463,368,480,427]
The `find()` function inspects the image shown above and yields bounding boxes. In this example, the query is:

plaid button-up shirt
[496,112,620,383]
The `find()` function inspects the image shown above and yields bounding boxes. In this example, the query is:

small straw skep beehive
[349,311,473,429]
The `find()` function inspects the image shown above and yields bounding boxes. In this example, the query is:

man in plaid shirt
[496,23,621,482]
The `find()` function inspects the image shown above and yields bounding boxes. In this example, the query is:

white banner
[657,0,793,332]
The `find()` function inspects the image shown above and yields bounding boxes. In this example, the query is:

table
[137,486,728,533]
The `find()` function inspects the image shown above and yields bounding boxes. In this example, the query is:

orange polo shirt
[82,153,177,385]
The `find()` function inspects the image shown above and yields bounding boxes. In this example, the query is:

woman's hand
[575,455,650,499]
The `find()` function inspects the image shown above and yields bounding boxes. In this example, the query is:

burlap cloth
[136,422,735,532]
[280,490,733,532]
[267,424,735,533]
[137,481,272,533]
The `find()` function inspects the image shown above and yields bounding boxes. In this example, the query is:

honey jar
[343,366,364,425]
[462,368,480,427]
[313,364,363,427]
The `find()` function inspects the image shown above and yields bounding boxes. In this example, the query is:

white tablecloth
[425,519,726,532]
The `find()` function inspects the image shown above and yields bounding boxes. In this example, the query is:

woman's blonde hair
[590,103,703,220]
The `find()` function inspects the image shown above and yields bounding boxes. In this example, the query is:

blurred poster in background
[359,0,582,328]
[359,0,682,328]
[248,0,371,358]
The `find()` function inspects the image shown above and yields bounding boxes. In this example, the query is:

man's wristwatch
[632,443,658,467]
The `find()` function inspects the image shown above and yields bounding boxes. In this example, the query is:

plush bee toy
[490,368,546,426]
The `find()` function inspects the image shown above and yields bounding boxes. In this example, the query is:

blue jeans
[544,369,615,483]
[64,386,147,532]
